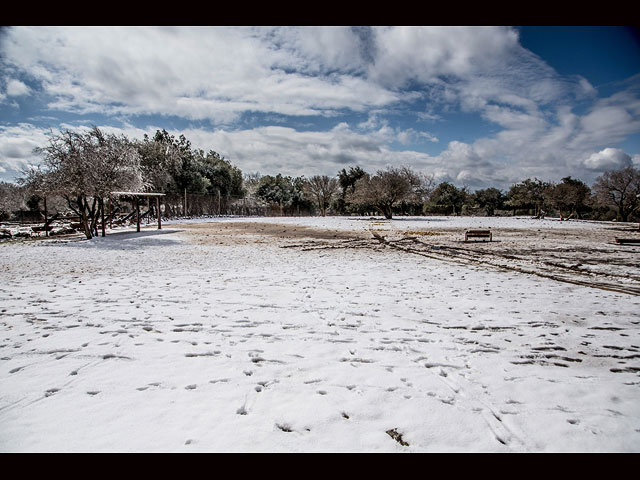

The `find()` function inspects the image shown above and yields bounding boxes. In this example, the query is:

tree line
[0,127,639,239]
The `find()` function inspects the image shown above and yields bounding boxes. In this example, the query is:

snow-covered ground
[1,216,639,452]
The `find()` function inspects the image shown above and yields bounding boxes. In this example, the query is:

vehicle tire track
[370,231,640,297]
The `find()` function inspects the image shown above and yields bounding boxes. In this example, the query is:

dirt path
[179,221,370,245]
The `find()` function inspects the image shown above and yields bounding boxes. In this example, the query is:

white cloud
[369,26,520,88]
[429,140,509,188]
[173,124,441,179]
[5,79,30,97]
[396,128,438,145]
[0,26,593,125]
[0,27,403,123]
[356,113,438,146]
[0,124,51,181]
[265,27,368,75]
[583,148,632,171]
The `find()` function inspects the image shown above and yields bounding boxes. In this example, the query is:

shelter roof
[110,191,166,197]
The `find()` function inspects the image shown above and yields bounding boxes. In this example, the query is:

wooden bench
[615,238,640,245]
[465,229,492,242]
[31,225,54,232]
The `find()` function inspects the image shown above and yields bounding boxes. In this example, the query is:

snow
[1,215,639,452]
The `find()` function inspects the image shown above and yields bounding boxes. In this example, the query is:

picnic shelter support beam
[136,197,140,233]
[110,192,166,233]
[156,196,161,230]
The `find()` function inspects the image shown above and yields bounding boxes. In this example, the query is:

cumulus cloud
[356,113,438,146]
[179,124,437,178]
[0,27,404,123]
[428,140,511,188]
[264,26,369,75]
[369,26,519,88]
[583,148,632,171]
[0,26,593,125]
[5,79,30,97]
[0,124,51,181]
[569,90,640,150]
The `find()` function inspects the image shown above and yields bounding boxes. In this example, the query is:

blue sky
[1,26,639,190]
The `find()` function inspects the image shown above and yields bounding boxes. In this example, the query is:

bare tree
[545,176,591,220]
[348,166,427,219]
[0,181,27,220]
[593,166,640,222]
[22,127,146,239]
[303,175,339,216]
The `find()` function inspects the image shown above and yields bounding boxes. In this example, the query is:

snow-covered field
[1,215,639,452]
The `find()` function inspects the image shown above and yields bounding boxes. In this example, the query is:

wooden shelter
[110,192,166,232]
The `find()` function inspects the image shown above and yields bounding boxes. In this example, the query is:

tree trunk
[380,204,393,219]
[79,196,92,239]
[88,197,98,236]
[44,197,48,237]
[100,198,106,237]
[617,204,628,222]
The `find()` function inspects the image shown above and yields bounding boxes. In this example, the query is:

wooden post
[136,197,140,233]
[108,195,112,229]
[156,196,161,230]
[184,188,187,217]
[43,196,48,237]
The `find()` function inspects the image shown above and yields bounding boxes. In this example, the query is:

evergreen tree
[546,176,591,219]
[472,187,505,216]
[506,178,549,217]
[428,182,469,216]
